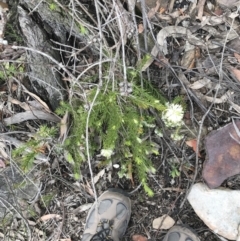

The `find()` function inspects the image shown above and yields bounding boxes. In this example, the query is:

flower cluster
[171,133,184,141]
[162,103,184,128]
[100,149,113,159]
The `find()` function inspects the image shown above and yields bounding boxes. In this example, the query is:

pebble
[188,183,240,240]
[152,215,175,230]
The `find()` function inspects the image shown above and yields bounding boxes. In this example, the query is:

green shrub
[56,66,168,196]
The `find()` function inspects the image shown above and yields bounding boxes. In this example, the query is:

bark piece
[19,0,99,50]
[17,6,66,110]
[203,120,240,188]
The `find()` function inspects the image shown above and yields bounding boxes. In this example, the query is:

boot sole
[163,224,200,241]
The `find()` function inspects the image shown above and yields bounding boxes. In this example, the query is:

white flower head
[100,149,114,159]
[133,119,139,124]
[171,133,184,141]
[142,121,156,128]
[136,137,142,143]
[154,128,163,137]
[162,103,184,128]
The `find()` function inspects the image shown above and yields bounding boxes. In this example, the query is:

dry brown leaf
[27,219,36,226]
[217,0,240,7]
[189,78,211,90]
[234,52,240,63]
[188,58,195,69]
[214,6,223,16]
[93,168,105,184]
[197,0,206,20]
[229,100,240,114]
[230,67,240,81]
[204,90,233,104]
[156,13,172,23]
[0,157,6,168]
[0,2,8,11]
[138,24,144,34]
[82,180,94,197]
[228,38,240,54]
[181,49,195,69]
[39,214,61,222]
[154,61,164,68]
[59,111,69,141]
[0,142,9,160]
[23,89,50,112]
[11,83,18,92]
[154,54,169,68]
[0,83,7,92]
[3,110,60,125]
[73,203,92,214]
[200,15,225,26]
[128,162,134,186]
[159,7,166,14]
[195,47,201,58]
[35,145,47,154]
[141,25,204,70]
[9,97,36,111]
[147,0,160,19]
[167,0,173,13]
[186,139,201,157]
[157,26,204,55]
[132,234,148,241]
[178,8,186,15]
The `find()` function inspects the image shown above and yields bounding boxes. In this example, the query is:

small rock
[152,215,175,230]
[132,234,148,241]
[203,120,240,188]
[0,165,40,221]
[188,183,240,240]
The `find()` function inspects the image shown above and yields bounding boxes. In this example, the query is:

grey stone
[0,165,40,220]
[188,183,240,240]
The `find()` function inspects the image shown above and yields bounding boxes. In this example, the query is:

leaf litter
[1,0,240,240]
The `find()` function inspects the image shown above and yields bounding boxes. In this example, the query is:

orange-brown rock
[203,120,240,188]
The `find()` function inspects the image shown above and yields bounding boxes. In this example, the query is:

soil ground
[1,0,240,240]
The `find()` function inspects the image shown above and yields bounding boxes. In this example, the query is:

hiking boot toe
[163,225,200,241]
[82,189,131,241]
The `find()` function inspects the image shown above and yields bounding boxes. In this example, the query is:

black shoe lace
[91,219,114,241]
